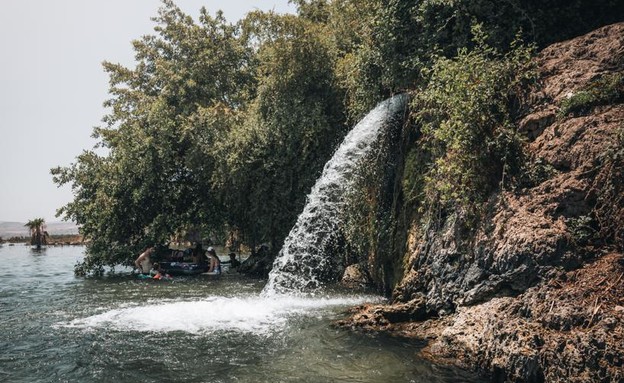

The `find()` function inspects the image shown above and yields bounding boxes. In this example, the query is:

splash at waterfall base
[335,23,624,383]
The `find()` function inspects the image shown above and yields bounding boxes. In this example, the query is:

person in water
[223,252,241,269]
[191,243,208,265]
[205,247,221,275]
[152,262,172,280]
[134,246,155,274]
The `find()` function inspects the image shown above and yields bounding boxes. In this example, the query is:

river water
[0,245,484,383]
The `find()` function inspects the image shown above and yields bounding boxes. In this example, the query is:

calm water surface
[0,245,484,383]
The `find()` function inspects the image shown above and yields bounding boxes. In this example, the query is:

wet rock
[340,264,371,289]
[238,246,274,278]
[380,295,428,323]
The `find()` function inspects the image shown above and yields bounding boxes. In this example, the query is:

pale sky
[0,0,296,223]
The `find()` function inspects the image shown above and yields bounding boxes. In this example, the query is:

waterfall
[263,94,408,295]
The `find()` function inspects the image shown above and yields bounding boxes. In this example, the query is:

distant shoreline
[0,234,84,246]
[0,221,79,239]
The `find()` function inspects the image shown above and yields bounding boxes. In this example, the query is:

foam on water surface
[60,294,382,335]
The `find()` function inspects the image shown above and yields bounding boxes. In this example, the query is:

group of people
[134,243,241,278]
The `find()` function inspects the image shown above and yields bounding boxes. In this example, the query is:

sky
[0,0,296,223]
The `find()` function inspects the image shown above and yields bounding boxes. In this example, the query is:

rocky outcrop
[340,253,624,382]
[340,264,372,290]
[238,245,274,278]
[339,23,624,382]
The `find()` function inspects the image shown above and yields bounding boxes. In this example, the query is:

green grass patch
[559,72,624,117]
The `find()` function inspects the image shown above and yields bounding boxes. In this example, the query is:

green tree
[52,0,254,273]
[25,218,48,249]
[216,12,346,250]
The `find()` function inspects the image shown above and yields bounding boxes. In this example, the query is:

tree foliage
[53,1,346,273]
[216,13,346,249]
[53,1,255,271]
[410,28,535,220]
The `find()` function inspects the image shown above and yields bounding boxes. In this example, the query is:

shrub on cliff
[407,27,535,223]
[559,72,624,117]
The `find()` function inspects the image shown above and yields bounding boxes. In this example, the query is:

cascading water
[263,94,408,295]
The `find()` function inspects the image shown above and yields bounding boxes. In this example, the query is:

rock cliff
[339,23,624,382]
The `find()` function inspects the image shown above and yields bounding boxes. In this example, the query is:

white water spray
[61,294,382,335]
[263,94,408,295]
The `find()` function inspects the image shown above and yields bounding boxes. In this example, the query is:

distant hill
[0,221,79,238]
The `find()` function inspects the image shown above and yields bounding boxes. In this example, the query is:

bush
[408,27,535,222]
[559,72,624,117]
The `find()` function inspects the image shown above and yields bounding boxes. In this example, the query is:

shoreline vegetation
[48,0,623,381]
[0,235,84,246]
[0,221,82,246]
